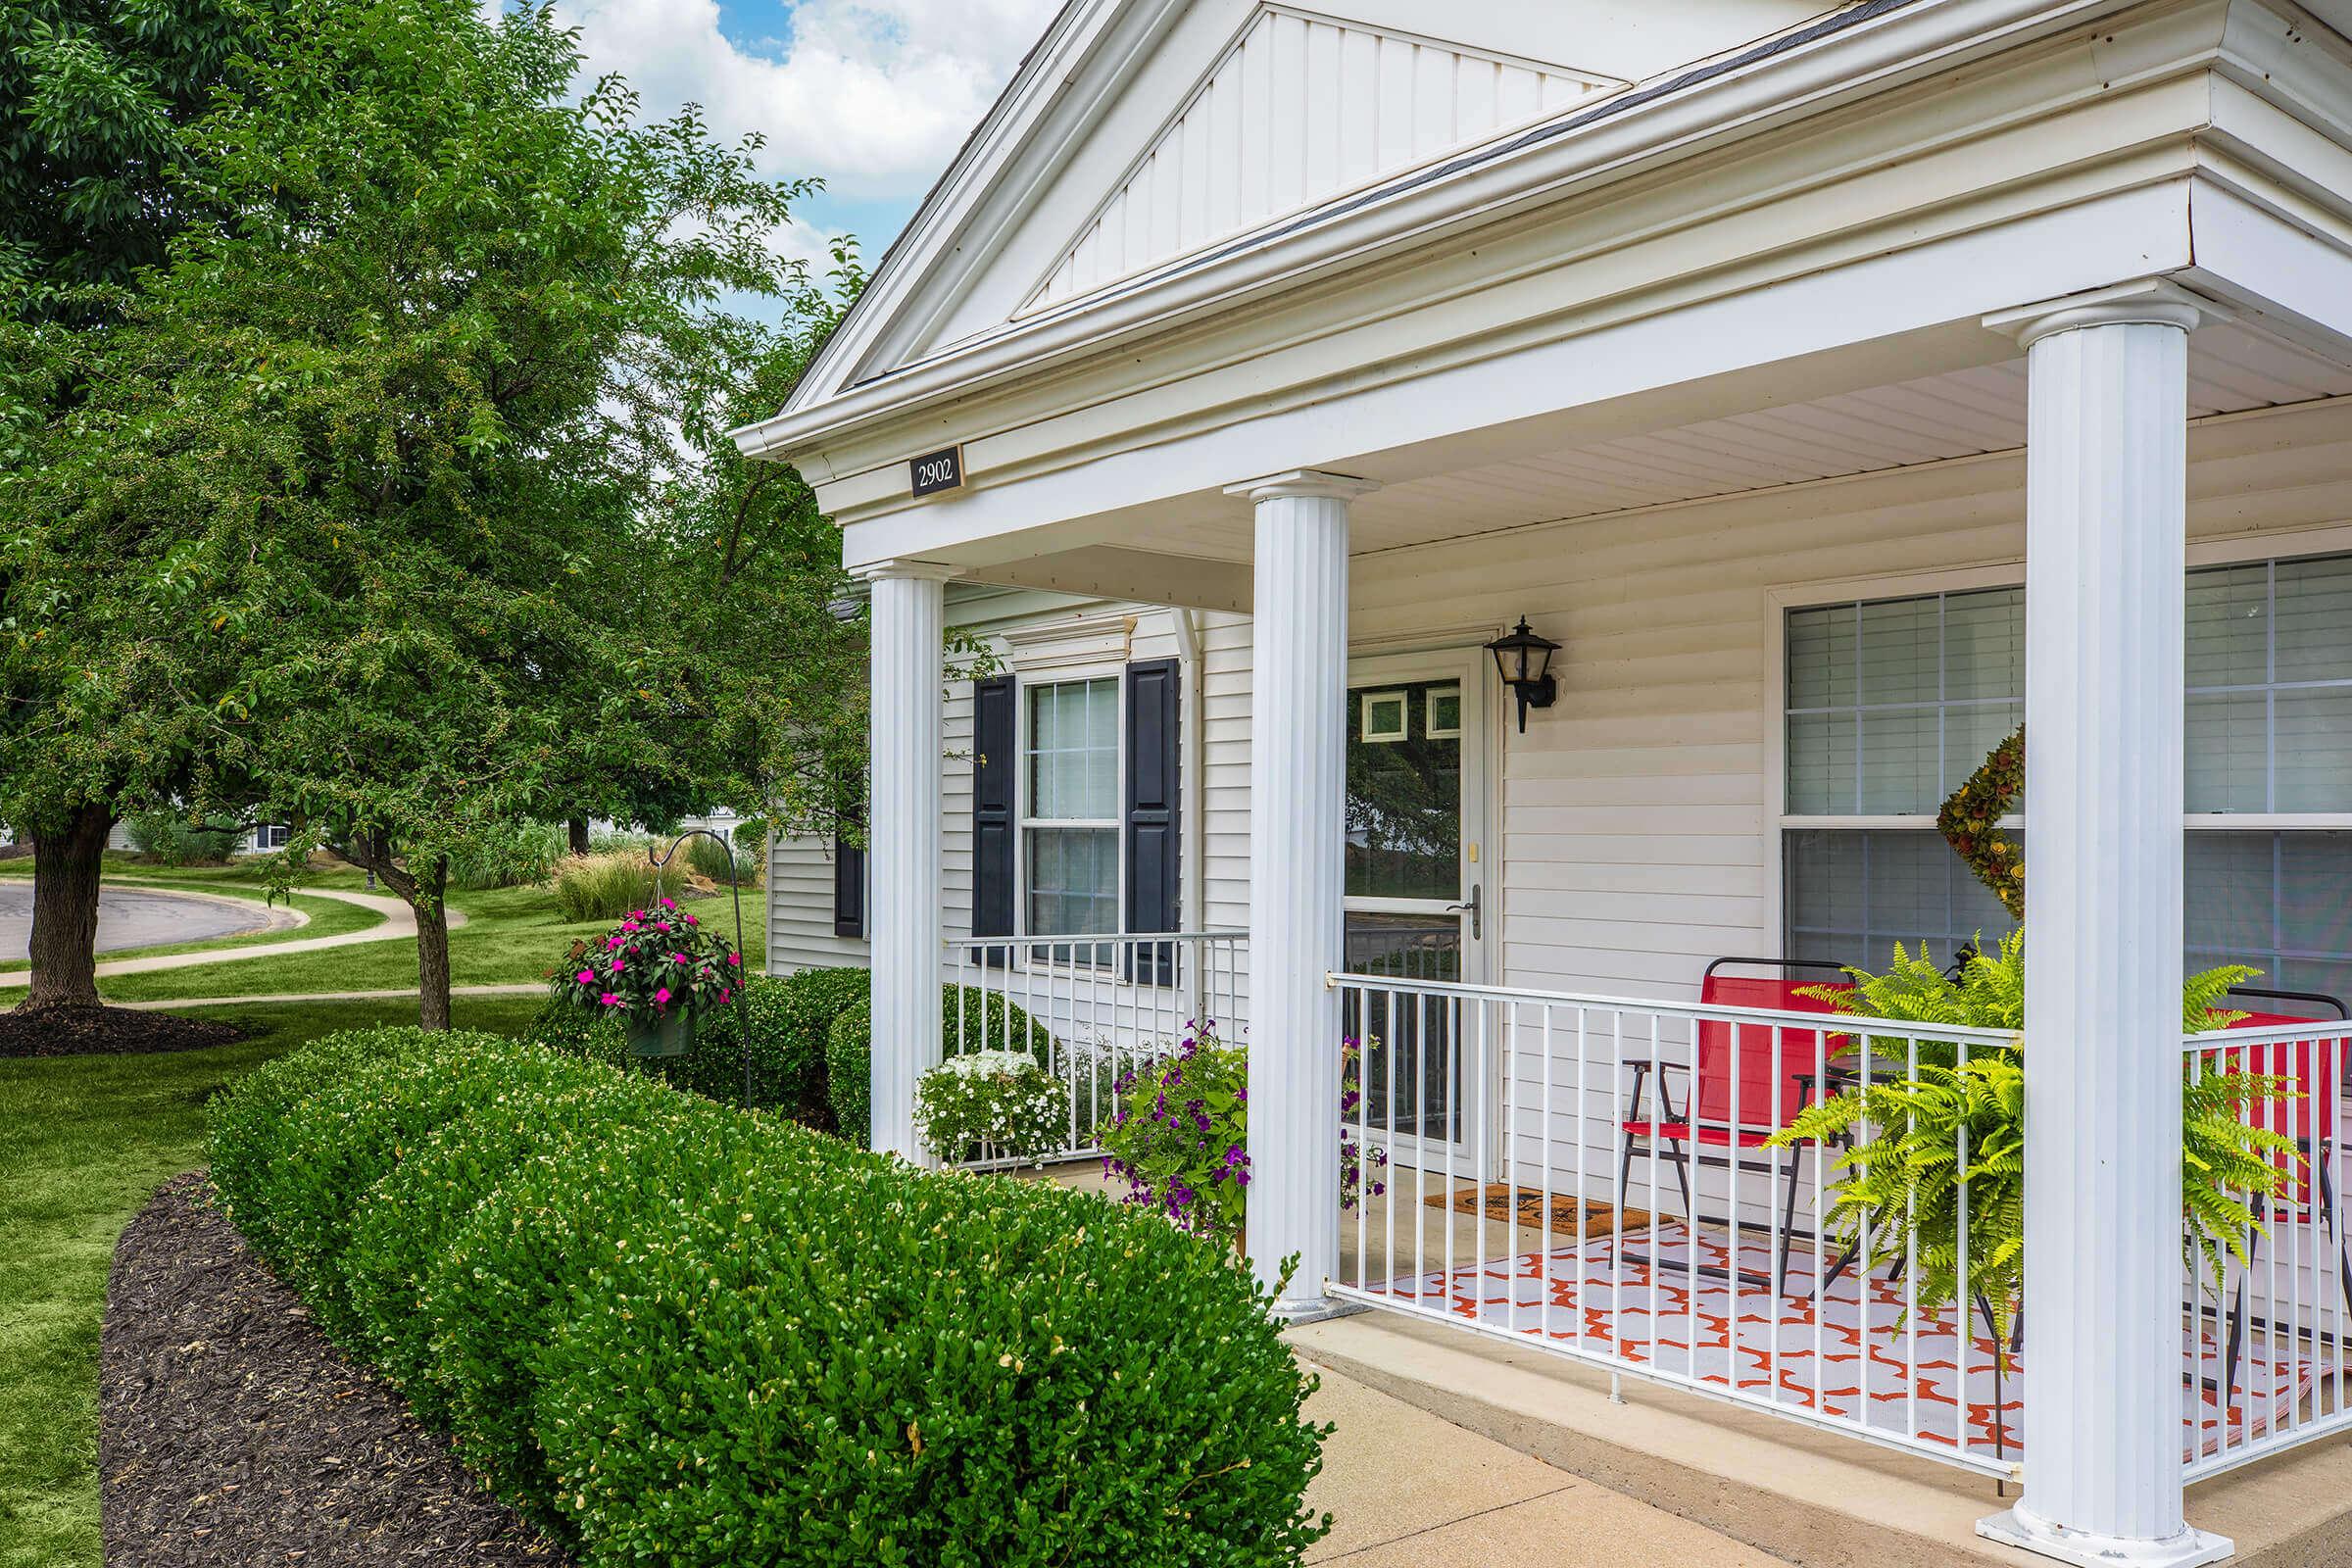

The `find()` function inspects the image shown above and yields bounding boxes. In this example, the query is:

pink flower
[671,953,687,965]
[599,992,619,1006]
[575,969,594,984]
[606,935,622,950]
[684,913,698,926]
[655,987,672,1006]
[726,953,742,967]
[718,989,732,1004]
[659,897,676,909]
[657,922,672,933]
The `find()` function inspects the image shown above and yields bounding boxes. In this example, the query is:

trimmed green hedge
[527,967,860,1125]
[825,985,1056,1148]
[205,1028,1330,1566]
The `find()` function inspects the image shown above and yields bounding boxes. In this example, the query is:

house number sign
[909,445,965,498]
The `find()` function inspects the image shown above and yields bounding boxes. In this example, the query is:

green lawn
[0,994,546,1568]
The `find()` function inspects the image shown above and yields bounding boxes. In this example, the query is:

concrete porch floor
[1034,1160,2352,1566]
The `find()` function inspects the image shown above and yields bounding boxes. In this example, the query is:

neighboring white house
[744,3,2352,1563]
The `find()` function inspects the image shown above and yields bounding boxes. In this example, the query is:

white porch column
[857,559,955,1166]
[1229,469,1378,1315]
[1979,284,2224,1567]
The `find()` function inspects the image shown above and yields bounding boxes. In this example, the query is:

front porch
[744,5,2352,1559]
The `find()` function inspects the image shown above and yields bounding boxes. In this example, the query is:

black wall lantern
[1486,616,1560,733]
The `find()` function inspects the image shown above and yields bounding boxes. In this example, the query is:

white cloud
[555,0,1064,197]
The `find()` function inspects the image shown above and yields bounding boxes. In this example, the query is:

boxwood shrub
[827,985,1056,1148]
[528,974,820,1120]
[205,1027,1330,1566]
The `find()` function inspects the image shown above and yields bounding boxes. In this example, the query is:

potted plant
[1769,930,2298,1352]
[1098,1026,1385,1256]
[548,897,745,1057]
[912,1050,1072,1166]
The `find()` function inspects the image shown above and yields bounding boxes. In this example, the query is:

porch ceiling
[1116,318,2352,564]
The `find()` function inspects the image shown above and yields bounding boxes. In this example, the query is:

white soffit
[1124,321,2352,561]
[1019,4,1624,317]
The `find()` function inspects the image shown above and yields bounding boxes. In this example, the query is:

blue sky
[558,0,1065,278]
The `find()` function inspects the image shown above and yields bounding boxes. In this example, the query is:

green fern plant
[1769,930,2299,1351]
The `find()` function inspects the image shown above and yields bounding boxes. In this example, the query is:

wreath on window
[1938,724,2025,920]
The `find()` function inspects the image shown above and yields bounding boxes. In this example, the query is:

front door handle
[1446,885,1482,941]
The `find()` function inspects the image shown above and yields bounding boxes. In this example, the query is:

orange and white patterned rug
[1364,1220,2317,1467]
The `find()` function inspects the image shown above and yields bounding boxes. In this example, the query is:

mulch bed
[1426,1183,1652,1239]
[101,1173,568,1567]
[0,1004,245,1058]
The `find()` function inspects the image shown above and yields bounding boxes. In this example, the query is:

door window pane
[1347,678,1462,901]
[1344,912,1464,1144]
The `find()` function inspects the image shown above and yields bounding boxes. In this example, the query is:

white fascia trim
[787,0,1184,416]
[734,0,2151,466]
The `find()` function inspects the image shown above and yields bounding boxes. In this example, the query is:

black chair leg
[1662,1140,1696,1220]
[2223,1221,2260,1408]
[1977,1294,2007,1469]
[1613,1131,1638,1267]
[2320,1148,2352,1318]
[1775,1147,1802,1296]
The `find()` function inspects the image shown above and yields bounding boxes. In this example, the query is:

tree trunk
[23,804,113,1012]
[567,816,589,857]
[336,833,452,1031]
[413,855,452,1031]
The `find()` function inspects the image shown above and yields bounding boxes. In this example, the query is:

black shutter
[971,674,1017,966]
[831,784,866,940]
[1124,658,1181,986]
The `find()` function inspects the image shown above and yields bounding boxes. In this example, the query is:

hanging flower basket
[546,898,746,1058]
[625,1007,695,1058]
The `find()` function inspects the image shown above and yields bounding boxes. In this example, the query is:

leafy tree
[8,0,868,1026]
[0,0,278,1009]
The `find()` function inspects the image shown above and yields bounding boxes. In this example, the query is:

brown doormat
[1425,1183,1650,1238]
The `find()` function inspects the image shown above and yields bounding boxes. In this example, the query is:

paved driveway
[0,883,280,962]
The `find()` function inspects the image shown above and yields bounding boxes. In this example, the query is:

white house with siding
[743,3,2352,1563]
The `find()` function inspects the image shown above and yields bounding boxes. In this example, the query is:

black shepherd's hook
[650,828,756,1107]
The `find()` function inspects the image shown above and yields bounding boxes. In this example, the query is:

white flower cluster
[936,1049,1043,1081]
[915,1051,1072,1165]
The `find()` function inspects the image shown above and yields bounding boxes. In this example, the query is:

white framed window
[1780,551,2352,1002]
[1022,676,1121,960]
[1360,690,1409,744]
[1424,685,1463,740]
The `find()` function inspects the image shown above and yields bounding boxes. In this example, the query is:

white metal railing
[2180,1015,2352,1482]
[945,931,1247,1166]
[1328,970,2025,1480]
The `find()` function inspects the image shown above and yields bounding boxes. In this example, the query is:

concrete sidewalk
[0,883,454,990]
[1299,1360,1778,1566]
[122,982,542,1012]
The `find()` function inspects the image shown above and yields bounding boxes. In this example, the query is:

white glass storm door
[1343,648,1493,1172]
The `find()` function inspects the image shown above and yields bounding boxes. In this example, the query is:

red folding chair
[1617,958,1854,1295]
[2204,987,2352,1401]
